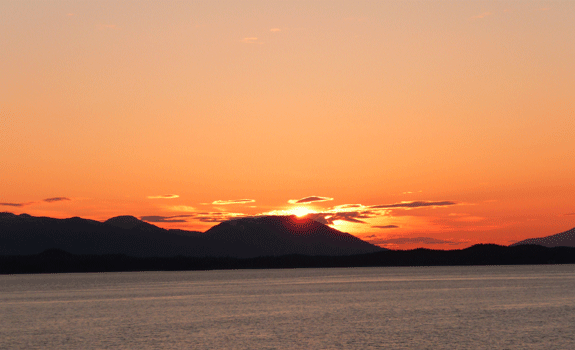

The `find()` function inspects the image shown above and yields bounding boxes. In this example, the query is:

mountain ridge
[510,227,575,248]
[0,212,382,257]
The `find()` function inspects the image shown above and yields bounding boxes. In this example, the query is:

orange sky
[1,1,574,249]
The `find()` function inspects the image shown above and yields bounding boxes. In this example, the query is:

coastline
[2,244,574,274]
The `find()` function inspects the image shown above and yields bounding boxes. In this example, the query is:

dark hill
[0,213,382,258]
[202,216,382,258]
[0,212,203,256]
[511,227,575,247]
[105,215,147,230]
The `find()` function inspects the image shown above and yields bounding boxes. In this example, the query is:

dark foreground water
[1,265,574,349]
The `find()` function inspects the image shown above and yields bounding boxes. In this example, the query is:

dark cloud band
[369,201,456,209]
[1,197,71,206]
[44,197,71,203]
[142,212,247,224]
[288,196,333,204]
[140,215,190,223]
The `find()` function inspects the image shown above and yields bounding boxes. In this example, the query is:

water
[1,265,574,349]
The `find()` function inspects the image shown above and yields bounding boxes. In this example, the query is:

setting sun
[289,207,317,218]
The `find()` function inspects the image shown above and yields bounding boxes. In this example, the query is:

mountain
[0,212,203,257]
[0,212,382,257]
[510,227,575,248]
[202,216,382,257]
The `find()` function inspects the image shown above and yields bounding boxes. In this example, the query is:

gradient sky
[1,1,574,249]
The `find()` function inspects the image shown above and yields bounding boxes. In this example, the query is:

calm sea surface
[1,265,574,349]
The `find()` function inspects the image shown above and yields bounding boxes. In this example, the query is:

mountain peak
[104,215,144,230]
[205,215,382,257]
[511,227,575,247]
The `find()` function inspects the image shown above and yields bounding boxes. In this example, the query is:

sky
[1,0,574,250]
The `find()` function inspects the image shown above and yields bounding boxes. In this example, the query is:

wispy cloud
[288,196,334,204]
[240,37,259,44]
[270,28,281,32]
[257,200,454,225]
[1,197,71,206]
[368,201,456,209]
[162,198,457,228]
[332,204,363,210]
[308,211,371,225]
[195,212,247,222]
[0,202,31,207]
[372,225,399,229]
[140,215,194,223]
[147,194,179,199]
[403,190,422,195]
[162,207,248,223]
[43,197,70,203]
[212,199,255,205]
[565,213,575,216]
[471,12,492,19]
[168,205,196,212]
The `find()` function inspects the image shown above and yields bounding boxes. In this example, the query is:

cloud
[270,28,281,32]
[0,202,31,207]
[196,212,247,222]
[403,190,422,195]
[471,12,492,19]
[140,215,194,223]
[212,199,255,205]
[1,197,71,207]
[370,237,466,245]
[368,201,456,209]
[331,204,363,210]
[169,205,196,212]
[308,211,372,225]
[240,37,259,44]
[162,207,248,223]
[43,197,71,203]
[256,200,454,226]
[147,194,179,199]
[161,199,454,228]
[565,213,575,216]
[288,196,334,204]
[141,216,187,223]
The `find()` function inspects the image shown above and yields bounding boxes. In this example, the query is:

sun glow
[288,206,317,217]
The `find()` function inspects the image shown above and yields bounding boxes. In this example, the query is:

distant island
[1,212,574,274]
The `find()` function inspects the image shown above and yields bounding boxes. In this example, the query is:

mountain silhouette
[202,216,382,257]
[510,227,575,247]
[0,212,382,257]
